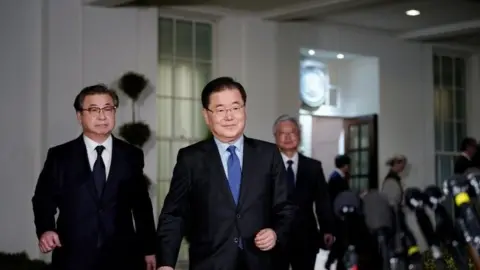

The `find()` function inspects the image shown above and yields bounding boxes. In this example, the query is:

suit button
[234,237,239,243]
[236,214,241,219]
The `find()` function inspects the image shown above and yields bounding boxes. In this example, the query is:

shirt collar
[462,152,472,161]
[214,135,244,153]
[83,134,112,153]
[334,168,345,178]
[281,151,299,165]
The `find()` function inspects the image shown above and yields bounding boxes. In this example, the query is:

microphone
[443,175,480,255]
[404,187,446,269]
[423,185,470,269]
[362,191,394,270]
[334,191,361,270]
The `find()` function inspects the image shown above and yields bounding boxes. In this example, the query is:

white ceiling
[90,0,480,49]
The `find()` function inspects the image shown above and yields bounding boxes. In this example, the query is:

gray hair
[273,114,300,134]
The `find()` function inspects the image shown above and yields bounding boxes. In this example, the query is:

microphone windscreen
[333,191,360,218]
[424,185,443,200]
[362,191,392,231]
[404,187,425,210]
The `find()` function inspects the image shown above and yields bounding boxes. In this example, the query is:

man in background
[325,154,351,270]
[32,85,156,270]
[454,137,477,174]
[272,114,335,270]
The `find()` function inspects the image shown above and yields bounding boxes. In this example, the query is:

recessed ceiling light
[337,53,344,59]
[406,9,420,16]
[308,49,315,56]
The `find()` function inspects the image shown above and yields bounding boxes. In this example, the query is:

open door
[343,114,378,192]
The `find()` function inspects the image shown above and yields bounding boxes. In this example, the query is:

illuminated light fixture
[308,49,315,55]
[337,53,344,59]
[406,9,420,16]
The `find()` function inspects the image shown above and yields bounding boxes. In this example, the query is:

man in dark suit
[325,154,351,270]
[272,114,335,270]
[454,137,477,174]
[32,85,156,270]
[156,77,296,270]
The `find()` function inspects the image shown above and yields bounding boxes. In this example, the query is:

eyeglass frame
[206,104,245,118]
[81,105,117,117]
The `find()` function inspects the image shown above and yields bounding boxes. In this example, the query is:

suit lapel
[73,135,100,206]
[296,154,307,189]
[204,138,237,208]
[238,137,256,209]
[101,136,123,202]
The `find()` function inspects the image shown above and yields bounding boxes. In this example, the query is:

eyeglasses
[208,105,245,118]
[82,106,116,117]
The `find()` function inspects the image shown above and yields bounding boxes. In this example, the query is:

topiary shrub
[0,252,50,270]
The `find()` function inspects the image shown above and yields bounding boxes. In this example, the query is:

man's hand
[324,233,335,248]
[38,231,61,253]
[157,267,174,270]
[254,228,277,251]
[145,255,156,270]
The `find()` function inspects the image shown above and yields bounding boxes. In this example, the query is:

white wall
[0,0,158,258]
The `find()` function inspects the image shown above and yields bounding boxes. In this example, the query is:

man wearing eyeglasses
[32,84,156,270]
[156,77,296,270]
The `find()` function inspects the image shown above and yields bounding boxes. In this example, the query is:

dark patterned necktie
[286,160,295,195]
[93,145,106,197]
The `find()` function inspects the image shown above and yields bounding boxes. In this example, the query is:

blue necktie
[227,145,241,205]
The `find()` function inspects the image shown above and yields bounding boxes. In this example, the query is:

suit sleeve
[271,147,297,245]
[381,178,402,208]
[156,148,190,268]
[314,164,335,234]
[131,148,156,255]
[32,148,59,239]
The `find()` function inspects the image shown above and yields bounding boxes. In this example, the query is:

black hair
[335,154,351,169]
[73,84,119,112]
[460,137,477,152]
[200,77,247,109]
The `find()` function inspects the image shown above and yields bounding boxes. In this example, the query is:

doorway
[311,114,378,191]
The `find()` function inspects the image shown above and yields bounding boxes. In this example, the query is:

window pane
[174,59,193,98]
[194,63,212,99]
[441,56,453,88]
[359,150,369,174]
[440,90,453,121]
[157,98,172,137]
[438,155,453,184]
[176,20,193,59]
[433,55,440,86]
[456,122,466,152]
[157,140,171,180]
[360,124,369,148]
[349,151,359,175]
[171,141,190,162]
[455,90,466,120]
[434,117,441,151]
[357,177,369,192]
[193,100,208,140]
[348,125,359,149]
[195,22,212,61]
[442,121,454,151]
[159,18,173,57]
[158,59,173,96]
[157,180,171,209]
[455,58,466,89]
[173,99,193,139]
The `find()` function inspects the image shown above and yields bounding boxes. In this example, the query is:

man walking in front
[156,77,296,270]
[32,85,156,270]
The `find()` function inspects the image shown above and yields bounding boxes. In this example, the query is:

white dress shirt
[281,152,299,181]
[83,135,112,178]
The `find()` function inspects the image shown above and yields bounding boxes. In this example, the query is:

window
[434,53,467,186]
[157,17,213,263]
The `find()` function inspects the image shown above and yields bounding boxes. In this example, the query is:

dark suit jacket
[156,137,296,270]
[454,154,473,174]
[32,135,155,270]
[327,170,349,206]
[286,154,334,252]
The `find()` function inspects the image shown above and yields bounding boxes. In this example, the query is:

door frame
[343,114,379,190]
